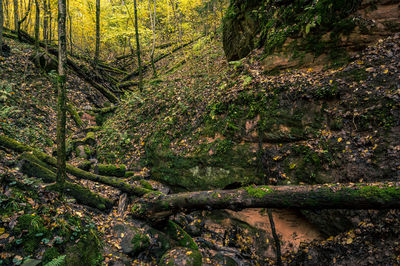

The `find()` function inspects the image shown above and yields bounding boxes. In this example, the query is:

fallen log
[0,134,152,196]
[66,103,84,129]
[4,28,119,103]
[121,39,198,82]
[19,152,113,210]
[132,183,400,222]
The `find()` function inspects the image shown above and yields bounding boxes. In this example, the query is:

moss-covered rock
[120,227,150,256]
[166,221,198,250]
[65,232,102,266]
[159,247,202,266]
[222,0,400,69]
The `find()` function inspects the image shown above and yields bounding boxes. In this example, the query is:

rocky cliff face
[223,0,400,71]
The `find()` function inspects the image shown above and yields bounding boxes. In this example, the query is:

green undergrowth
[0,81,54,151]
[0,179,103,265]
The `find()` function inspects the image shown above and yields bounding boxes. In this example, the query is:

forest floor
[0,32,400,265]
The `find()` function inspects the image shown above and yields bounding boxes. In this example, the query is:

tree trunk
[48,0,52,44]
[133,0,142,91]
[94,0,100,65]
[149,0,157,77]
[16,0,31,40]
[34,0,39,52]
[132,183,400,222]
[56,0,67,189]
[43,0,48,48]
[13,0,17,32]
[66,0,72,53]
[0,0,3,56]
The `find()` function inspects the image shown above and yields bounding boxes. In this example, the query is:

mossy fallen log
[19,152,113,210]
[4,28,119,104]
[132,182,400,222]
[95,164,126,177]
[66,103,84,129]
[0,134,153,196]
[87,105,117,114]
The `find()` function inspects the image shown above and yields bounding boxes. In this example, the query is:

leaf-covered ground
[0,30,400,265]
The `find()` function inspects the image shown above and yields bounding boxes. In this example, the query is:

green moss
[132,204,146,215]
[65,232,103,266]
[42,247,61,264]
[166,221,198,250]
[14,214,48,253]
[96,164,126,177]
[355,185,400,201]
[130,232,150,255]
[139,180,154,190]
[124,171,135,178]
[84,145,96,157]
[244,185,271,198]
[78,160,92,171]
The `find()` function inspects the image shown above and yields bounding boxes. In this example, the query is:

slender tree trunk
[15,0,31,40]
[4,0,9,29]
[13,0,18,32]
[94,0,100,65]
[43,0,48,48]
[48,0,52,44]
[66,0,72,53]
[149,0,157,77]
[133,0,142,91]
[0,0,3,56]
[34,0,39,52]
[56,0,67,189]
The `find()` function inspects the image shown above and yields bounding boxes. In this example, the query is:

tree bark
[16,0,31,40]
[56,0,67,189]
[149,0,157,77]
[133,0,142,91]
[43,0,48,48]
[19,152,114,210]
[34,0,39,52]
[94,0,100,65]
[0,134,153,196]
[132,183,400,222]
[13,0,17,32]
[0,0,3,56]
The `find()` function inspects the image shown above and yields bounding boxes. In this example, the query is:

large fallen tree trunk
[132,183,400,222]
[19,152,113,210]
[0,134,152,196]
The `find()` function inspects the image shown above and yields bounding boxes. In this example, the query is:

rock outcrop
[223,0,400,71]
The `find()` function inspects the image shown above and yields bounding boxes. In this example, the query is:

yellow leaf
[186,251,193,255]
[337,137,342,142]
[273,156,281,161]
[346,238,353,244]
[0,233,9,239]
[383,69,389,74]
[0,228,4,234]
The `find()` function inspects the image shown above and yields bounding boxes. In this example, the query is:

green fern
[44,255,66,266]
